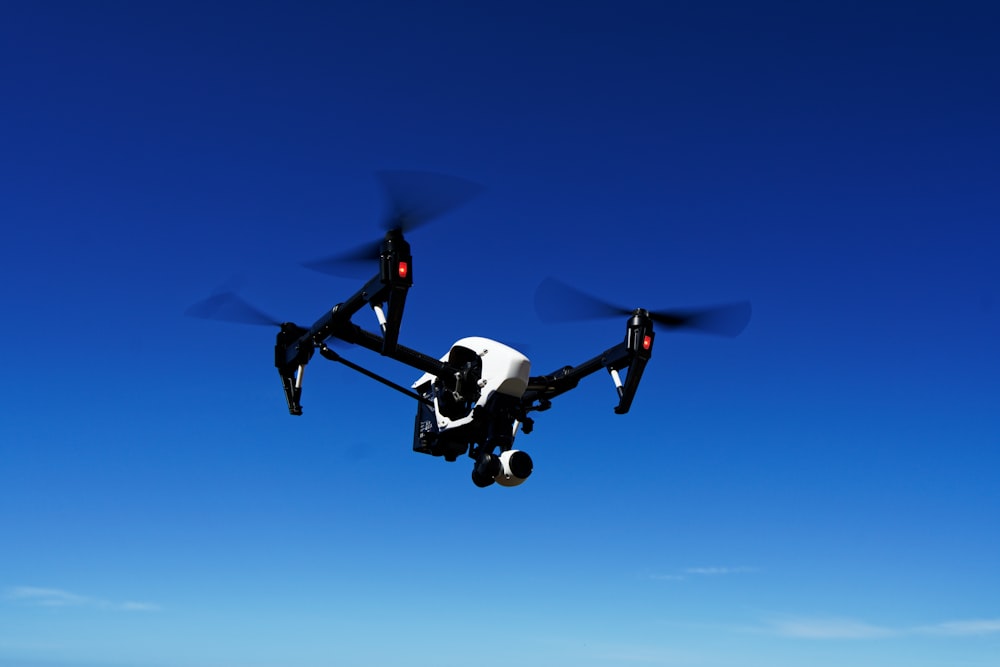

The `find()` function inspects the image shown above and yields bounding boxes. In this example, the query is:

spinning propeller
[183,290,361,351]
[535,277,752,337]
[302,170,484,277]
[184,290,282,328]
[186,169,482,328]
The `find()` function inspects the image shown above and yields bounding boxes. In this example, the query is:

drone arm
[277,309,456,410]
[273,296,370,416]
[336,322,454,378]
[274,229,419,404]
[522,341,631,405]
[522,311,655,414]
[293,229,413,358]
[297,271,394,351]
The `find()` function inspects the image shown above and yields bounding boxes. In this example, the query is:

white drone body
[412,337,534,486]
[412,337,530,430]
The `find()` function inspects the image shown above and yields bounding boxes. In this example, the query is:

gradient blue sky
[2,2,998,666]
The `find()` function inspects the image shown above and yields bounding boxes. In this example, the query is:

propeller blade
[534,277,751,337]
[647,302,752,337]
[302,170,483,277]
[301,239,382,278]
[378,170,484,232]
[184,291,282,327]
[534,277,630,323]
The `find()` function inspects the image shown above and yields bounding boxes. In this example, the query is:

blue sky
[1,2,998,666]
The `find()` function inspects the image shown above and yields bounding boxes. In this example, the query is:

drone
[188,171,751,488]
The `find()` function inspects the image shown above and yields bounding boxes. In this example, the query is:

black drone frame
[274,229,654,421]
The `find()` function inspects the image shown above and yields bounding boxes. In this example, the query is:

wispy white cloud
[915,619,1000,637]
[7,586,88,607]
[6,586,160,612]
[766,617,895,639]
[762,616,1000,640]
[118,600,162,612]
[684,566,757,576]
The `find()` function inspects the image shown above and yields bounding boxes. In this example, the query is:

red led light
[398,261,409,278]
[642,335,652,350]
